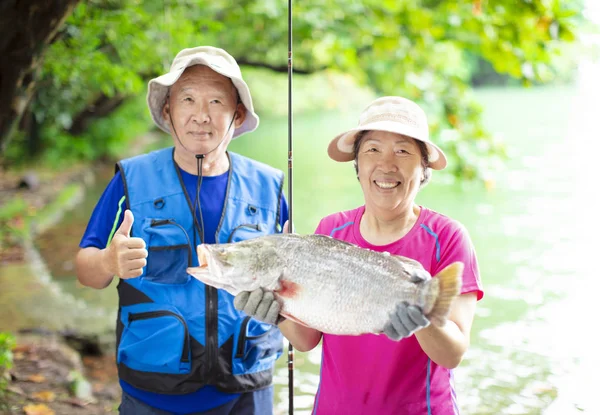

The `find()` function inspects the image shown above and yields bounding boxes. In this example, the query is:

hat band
[361,112,420,128]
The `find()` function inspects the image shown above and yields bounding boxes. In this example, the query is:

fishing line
[168,97,237,245]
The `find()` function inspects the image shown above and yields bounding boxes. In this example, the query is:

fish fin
[390,254,426,272]
[275,280,301,298]
[311,234,356,247]
[427,262,464,327]
[280,312,311,328]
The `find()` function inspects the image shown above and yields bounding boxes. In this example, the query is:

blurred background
[1,0,599,414]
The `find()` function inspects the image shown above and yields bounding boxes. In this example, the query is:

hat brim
[147,58,259,139]
[328,122,447,170]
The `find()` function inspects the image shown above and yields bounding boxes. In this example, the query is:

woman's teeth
[375,181,400,189]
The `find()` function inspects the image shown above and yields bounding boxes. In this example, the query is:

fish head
[187,238,282,296]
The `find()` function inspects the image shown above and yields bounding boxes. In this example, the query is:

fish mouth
[374,180,400,189]
[198,244,231,266]
[187,245,240,295]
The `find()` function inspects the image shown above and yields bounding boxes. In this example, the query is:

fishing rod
[288,0,294,415]
[287,0,295,413]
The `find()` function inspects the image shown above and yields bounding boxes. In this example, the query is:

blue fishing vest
[114,147,284,395]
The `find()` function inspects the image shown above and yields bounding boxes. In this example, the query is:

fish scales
[278,235,427,334]
[187,233,463,336]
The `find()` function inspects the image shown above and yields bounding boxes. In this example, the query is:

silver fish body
[187,233,462,335]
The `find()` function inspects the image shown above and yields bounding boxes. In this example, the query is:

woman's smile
[374,180,400,189]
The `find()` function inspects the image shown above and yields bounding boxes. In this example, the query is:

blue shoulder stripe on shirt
[329,221,354,237]
[427,358,432,415]
[420,224,441,262]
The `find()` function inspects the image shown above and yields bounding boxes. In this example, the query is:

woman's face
[356,131,425,214]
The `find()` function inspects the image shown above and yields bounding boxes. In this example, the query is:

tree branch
[235,58,325,75]
[0,0,81,153]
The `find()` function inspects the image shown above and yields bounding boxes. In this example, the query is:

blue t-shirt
[80,166,288,413]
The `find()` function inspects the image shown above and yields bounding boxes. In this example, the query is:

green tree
[2,0,584,181]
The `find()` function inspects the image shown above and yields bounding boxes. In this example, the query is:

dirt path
[2,334,120,415]
[0,132,163,414]
[1,164,121,414]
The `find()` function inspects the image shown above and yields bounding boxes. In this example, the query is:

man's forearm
[75,247,114,289]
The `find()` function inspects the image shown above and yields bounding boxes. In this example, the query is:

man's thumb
[116,209,134,237]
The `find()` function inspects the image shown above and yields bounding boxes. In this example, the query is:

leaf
[32,390,56,402]
[26,374,46,383]
[7,385,26,396]
[12,344,33,354]
[23,404,55,415]
[61,397,89,408]
[69,374,93,400]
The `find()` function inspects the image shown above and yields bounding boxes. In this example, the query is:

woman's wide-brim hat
[328,96,447,170]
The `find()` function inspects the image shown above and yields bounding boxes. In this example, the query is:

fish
[186,233,463,335]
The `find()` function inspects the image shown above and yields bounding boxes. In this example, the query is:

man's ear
[162,102,170,121]
[234,104,247,127]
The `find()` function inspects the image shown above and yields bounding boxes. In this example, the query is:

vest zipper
[235,316,252,358]
[206,155,233,381]
[206,285,218,380]
[128,311,190,363]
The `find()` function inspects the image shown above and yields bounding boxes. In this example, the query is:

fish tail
[427,262,464,327]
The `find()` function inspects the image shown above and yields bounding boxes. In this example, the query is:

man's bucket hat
[147,46,259,139]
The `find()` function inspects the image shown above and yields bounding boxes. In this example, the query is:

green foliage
[0,184,82,252]
[244,67,375,116]
[39,95,151,167]
[0,198,30,251]
[3,0,586,182]
[0,332,16,402]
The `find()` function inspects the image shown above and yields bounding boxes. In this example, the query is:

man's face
[162,65,246,156]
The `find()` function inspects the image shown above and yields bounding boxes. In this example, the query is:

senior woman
[235,96,484,414]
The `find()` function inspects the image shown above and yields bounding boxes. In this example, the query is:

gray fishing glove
[383,267,432,340]
[234,289,281,325]
[383,302,430,341]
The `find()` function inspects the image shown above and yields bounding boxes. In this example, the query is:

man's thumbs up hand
[103,210,148,279]
[115,209,134,237]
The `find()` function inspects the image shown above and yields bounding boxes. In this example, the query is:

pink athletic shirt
[312,206,484,415]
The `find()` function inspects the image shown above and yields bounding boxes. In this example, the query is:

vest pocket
[227,223,269,243]
[144,218,193,284]
[231,316,283,375]
[117,303,191,375]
